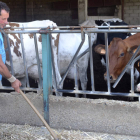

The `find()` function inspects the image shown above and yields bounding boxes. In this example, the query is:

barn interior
[0,0,140,138]
[1,0,140,102]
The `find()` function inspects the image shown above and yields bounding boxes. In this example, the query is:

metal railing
[43,26,140,100]
[1,25,140,102]
[0,29,43,92]
[1,25,140,122]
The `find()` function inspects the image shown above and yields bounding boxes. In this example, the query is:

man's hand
[11,79,22,93]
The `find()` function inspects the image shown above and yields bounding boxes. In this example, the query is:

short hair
[0,1,10,15]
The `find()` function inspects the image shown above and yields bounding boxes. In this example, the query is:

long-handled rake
[19,89,59,140]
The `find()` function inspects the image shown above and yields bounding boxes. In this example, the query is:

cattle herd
[2,18,140,99]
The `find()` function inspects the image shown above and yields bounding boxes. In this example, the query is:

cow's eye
[120,53,124,57]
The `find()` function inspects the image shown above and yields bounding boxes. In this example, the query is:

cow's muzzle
[104,74,116,83]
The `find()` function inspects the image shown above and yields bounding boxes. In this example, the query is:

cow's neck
[124,33,140,47]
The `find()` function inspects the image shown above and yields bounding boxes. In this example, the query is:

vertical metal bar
[104,33,111,93]
[122,0,124,20]
[33,34,43,89]
[130,55,140,94]
[48,33,52,89]
[41,31,52,123]
[0,81,2,87]
[49,33,57,90]
[74,59,78,90]
[89,33,95,91]
[6,34,14,75]
[74,59,79,97]
[20,33,30,88]
[130,65,135,94]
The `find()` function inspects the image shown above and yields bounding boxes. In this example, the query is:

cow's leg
[52,72,63,96]
[53,55,63,96]
[52,42,63,96]
[79,69,88,98]
[78,53,89,98]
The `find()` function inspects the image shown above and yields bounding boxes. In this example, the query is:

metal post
[33,34,43,89]
[89,33,95,91]
[41,30,52,123]
[130,65,135,94]
[20,33,30,88]
[105,33,111,93]
[74,59,79,97]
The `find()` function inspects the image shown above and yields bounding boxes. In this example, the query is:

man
[0,2,21,93]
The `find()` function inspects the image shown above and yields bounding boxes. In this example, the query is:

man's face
[0,9,9,29]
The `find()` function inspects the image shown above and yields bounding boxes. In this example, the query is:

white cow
[4,20,97,96]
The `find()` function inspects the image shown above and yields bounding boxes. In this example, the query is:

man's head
[0,1,10,29]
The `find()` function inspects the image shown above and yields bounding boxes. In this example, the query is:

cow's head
[94,37,138,83]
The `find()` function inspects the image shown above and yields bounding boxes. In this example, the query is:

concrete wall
[124,0,140,24]
[0,92,140,137]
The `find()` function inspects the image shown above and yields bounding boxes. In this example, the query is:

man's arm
[0,55,21,92]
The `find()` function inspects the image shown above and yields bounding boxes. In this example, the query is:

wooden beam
[121,0,124,20]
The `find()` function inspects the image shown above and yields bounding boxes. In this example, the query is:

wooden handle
[19,89,59,140]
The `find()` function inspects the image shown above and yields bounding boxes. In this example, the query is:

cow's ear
[94,44,106,55]
[127,45,138,54]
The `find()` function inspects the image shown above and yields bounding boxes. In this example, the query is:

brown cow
[94,33,140,90]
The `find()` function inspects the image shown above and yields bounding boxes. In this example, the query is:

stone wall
[2,0,26,22]
[2,0,140,25]
[124,0,140,24]
[2,0,78,26]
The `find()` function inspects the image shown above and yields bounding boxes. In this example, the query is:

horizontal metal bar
[3,29,140,34]
[0,86,40,91]
[4,30,82,34]
[56,89,140,97]
[3,25,140,30]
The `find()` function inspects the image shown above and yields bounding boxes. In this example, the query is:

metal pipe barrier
[1,26,140,100]
[0,30,43,92]
[3,28,140,34]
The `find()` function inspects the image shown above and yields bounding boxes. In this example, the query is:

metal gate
[1,24,140,121]
[2,25,140,97]
[47,25,140,100]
